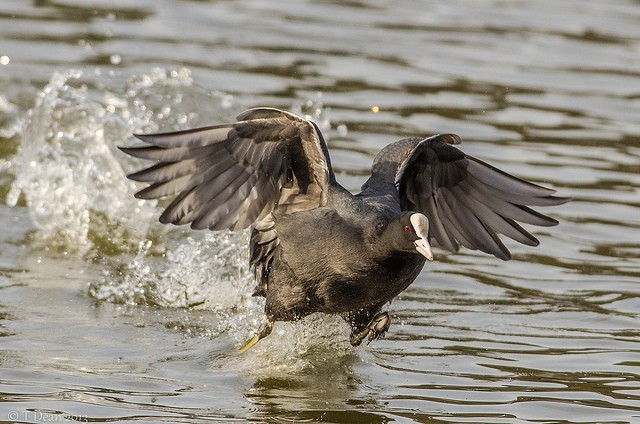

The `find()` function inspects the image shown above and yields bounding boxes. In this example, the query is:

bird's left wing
[387,134,569,260]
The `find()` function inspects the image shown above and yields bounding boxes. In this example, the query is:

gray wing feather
[135,126,231,148]
[455,182,539,246]
[391,134,568,260]
[120,108,331,232]
[422,195,458,252]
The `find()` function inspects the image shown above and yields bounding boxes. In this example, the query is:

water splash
[292,92,332,132]
[92,229,361,372]
[232,314,358,377]
[5,67,238,256]
[91,231,254,309]
[5,68,355,366]
[6,70,148,255]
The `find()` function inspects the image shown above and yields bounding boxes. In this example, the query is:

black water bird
[120,108,568,351]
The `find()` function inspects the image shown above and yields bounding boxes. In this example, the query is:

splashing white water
[92,230,255,309]
[6,67,237,256]
[4,67,255,310]
[4,68,357,368]
[232,314,358,376]
[7,69,154,255]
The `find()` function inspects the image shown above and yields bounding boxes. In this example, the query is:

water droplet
[0,56,9,65]
[6,185,20,207]
[110,54,122,65]
[221,95,234,109]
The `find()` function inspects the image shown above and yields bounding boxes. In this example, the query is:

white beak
[410,213,433,260]
[414,238,433,261]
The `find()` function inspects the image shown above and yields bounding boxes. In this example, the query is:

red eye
[403,225,412,233]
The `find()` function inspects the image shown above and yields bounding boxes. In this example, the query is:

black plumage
[120,107,568,350]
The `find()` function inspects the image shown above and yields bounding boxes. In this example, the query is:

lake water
[1,0,639,422]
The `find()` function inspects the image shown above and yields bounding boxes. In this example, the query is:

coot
[120,108,568,351]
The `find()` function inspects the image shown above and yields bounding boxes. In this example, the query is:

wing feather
[421,195,458,252]
[120,108,330,231]
[385,134,568,259]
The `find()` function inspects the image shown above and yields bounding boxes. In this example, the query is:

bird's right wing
[119,107,332,232]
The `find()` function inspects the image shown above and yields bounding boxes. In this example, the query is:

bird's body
[121,108,568,349]
[262,186,425,319]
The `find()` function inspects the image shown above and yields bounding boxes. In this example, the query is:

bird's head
[386,212,433,260]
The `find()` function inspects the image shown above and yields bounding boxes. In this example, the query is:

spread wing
[120,108,333,293]
[119,107,332,231]
[371,134,569,260]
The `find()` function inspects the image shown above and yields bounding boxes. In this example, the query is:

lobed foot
[239,317,273,353]
[350,311,391,346]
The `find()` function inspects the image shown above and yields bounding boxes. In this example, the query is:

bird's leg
[350,311,391,346]
[238,316,273,353]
